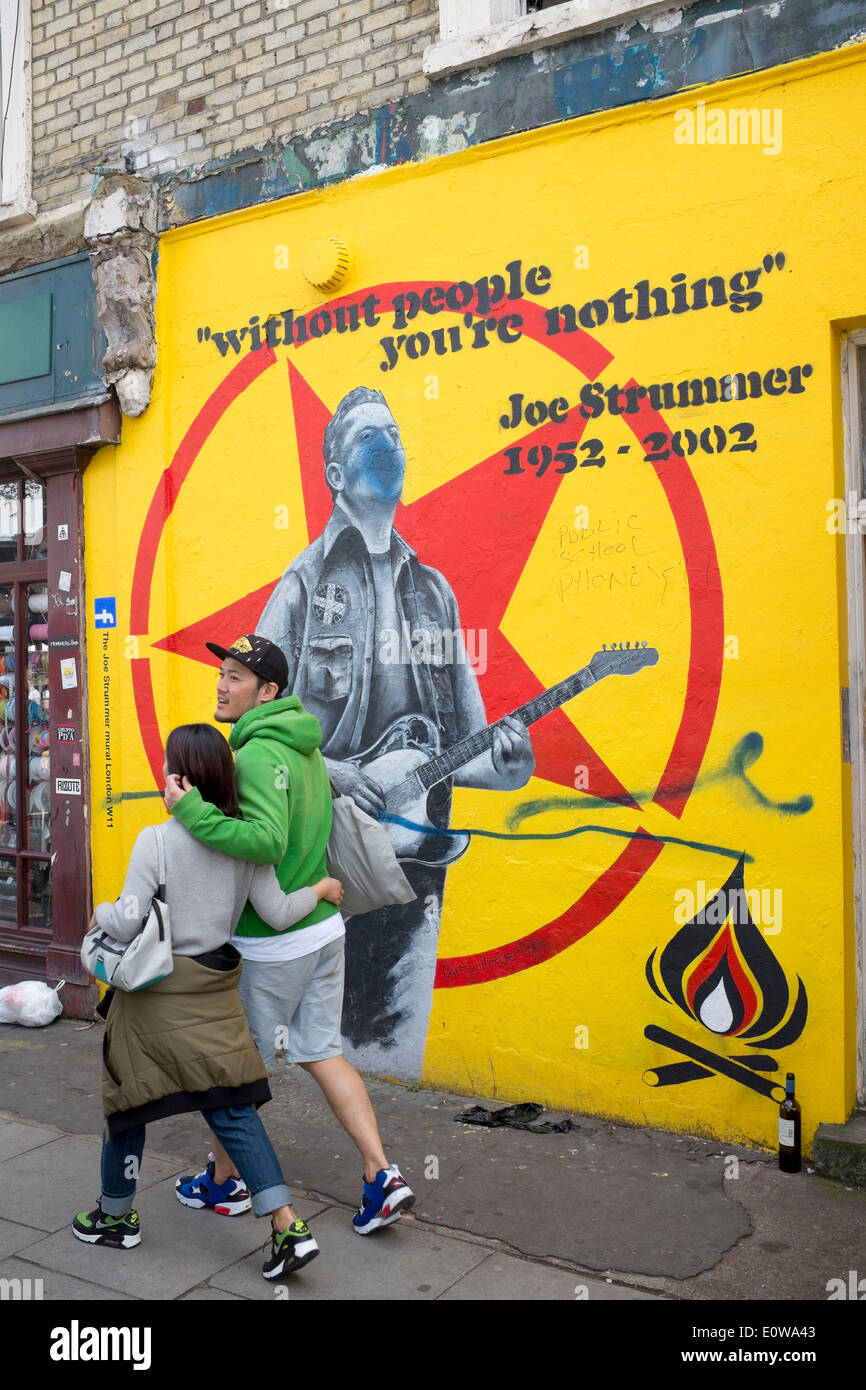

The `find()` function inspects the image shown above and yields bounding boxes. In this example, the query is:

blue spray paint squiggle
[379,815,752,863]
[506,732,813,830]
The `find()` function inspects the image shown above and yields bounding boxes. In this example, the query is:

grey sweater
[93,818,319,956]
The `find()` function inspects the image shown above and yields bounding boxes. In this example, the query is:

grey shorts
[237,937,345,1067]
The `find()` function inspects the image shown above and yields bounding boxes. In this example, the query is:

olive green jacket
[101,949,269,1138]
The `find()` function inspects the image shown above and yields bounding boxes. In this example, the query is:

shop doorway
[0,458,91,1016]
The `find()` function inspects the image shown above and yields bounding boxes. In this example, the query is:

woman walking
[73,723,343,1280]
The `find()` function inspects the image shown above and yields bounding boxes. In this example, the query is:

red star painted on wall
[128,281,723,985]
[151,358,637,809]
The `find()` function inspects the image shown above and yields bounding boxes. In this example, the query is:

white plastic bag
[0,978,64,1027]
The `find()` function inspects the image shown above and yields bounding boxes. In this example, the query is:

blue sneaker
[353,1164,415,1235]
[175,1155,252,1216]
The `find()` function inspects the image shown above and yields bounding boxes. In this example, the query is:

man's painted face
[329,402,405,503]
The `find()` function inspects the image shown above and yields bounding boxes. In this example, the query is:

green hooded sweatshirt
[171,696,337,937]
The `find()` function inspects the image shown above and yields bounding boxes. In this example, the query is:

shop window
[427,0,687,76]
[0,479,50,931]
[0,428,98,1017]
[0,0,33,225]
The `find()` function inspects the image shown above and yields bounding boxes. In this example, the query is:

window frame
[0,0,34,227]
[0,454,90,1012]
[0,476,50,936]
[426,0,691,78]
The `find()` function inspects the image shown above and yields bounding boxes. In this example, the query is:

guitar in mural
[347,641,660,865]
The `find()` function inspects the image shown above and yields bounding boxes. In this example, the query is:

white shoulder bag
[80,826,173,991]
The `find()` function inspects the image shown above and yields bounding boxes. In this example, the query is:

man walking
[164,632,414,1235]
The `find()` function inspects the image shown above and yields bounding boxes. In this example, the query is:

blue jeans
[100,1105,291,1219]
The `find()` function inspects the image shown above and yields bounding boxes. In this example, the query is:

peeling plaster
[447,69,496,93]
[303,122,380,180]
[647,8,684,32]
[154,0,866,234]
[695,9,744,26]
[418,112,480,156]
[349,162,390,180]
[280,146,313,191]
[0,204,88,278]
[84,175,157,418]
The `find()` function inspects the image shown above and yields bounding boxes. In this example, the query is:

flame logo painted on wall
[683,922,759,1034]
[644,855,807,1100]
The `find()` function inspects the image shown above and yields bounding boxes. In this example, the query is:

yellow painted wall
[85,44,866,1149]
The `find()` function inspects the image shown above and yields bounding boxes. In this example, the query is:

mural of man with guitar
[258,386,536,1077]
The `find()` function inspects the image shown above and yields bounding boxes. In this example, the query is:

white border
[841,329,866,1105]
[0,0,34,226]
[426,0,691,77]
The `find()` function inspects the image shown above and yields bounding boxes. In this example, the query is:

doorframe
[840,328,866,1105]
[0,399,120,1017]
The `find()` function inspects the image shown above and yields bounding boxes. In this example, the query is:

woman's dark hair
[165,724,239,817]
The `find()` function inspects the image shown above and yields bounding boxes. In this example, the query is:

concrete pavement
[0,1018,864,1303]
[0,1111,655,1302]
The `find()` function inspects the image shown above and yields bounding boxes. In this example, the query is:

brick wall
[29,0,439,214]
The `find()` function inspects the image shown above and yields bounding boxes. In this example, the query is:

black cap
[205,634,289,693]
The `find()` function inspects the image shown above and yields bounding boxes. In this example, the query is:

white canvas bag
[326,785,416,918]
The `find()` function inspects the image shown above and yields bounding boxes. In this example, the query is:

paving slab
[208,1205,490,1300]
[4,1021,866,1301]
[0,1135,181,1233]
[439,1252,665,1301]
[0,1255,134,1300]
[0,1116,64,1161]
[179,1286,252,1301]
[18,1178,330,1301]
[0,1216,49,1260]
